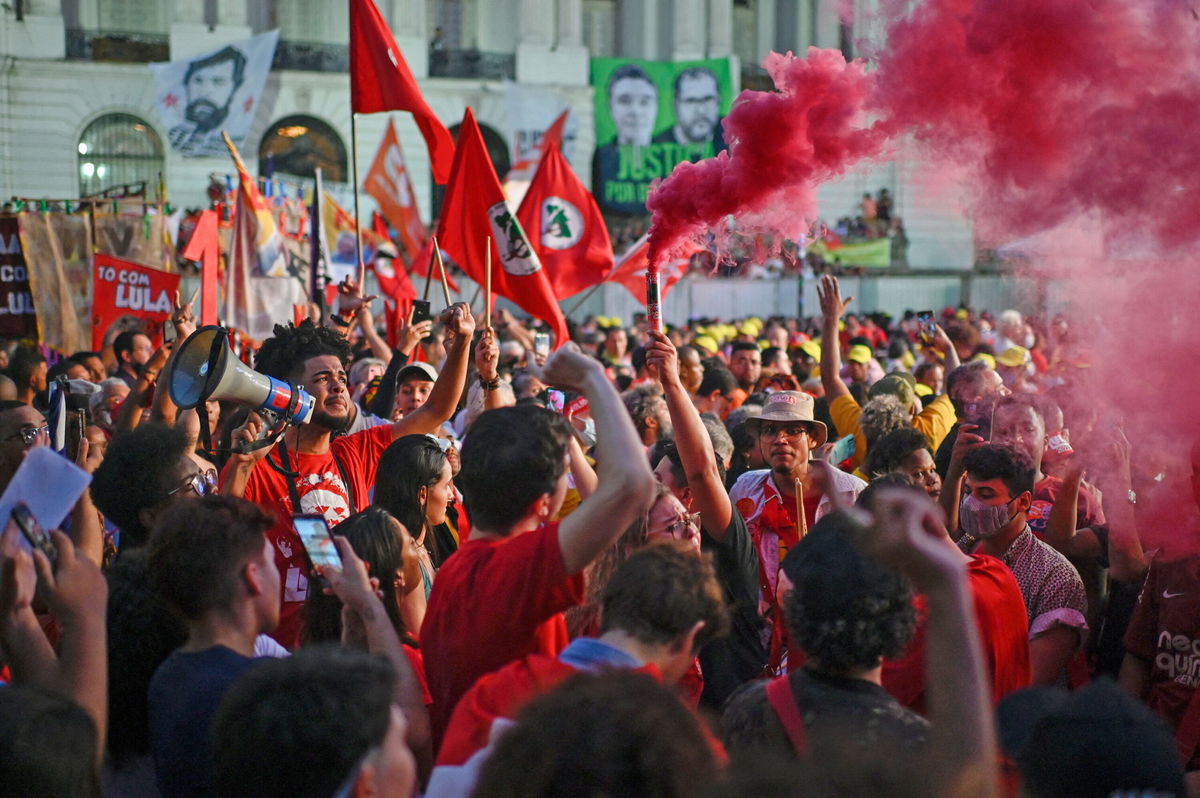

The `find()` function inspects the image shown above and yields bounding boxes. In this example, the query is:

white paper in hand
[0,446,92,534]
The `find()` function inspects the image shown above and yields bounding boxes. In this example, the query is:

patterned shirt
[964,527,1088,639]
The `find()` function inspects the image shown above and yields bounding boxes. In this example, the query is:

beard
[185,99,230,132]
[310,408,351,432]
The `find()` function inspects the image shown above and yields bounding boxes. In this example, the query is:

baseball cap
[972,352,996,369]
[998,679,1185,798]
[847,344,874,365]
[743,391,828,447]
[693,335,719,355]
[796,341,822,363]
[996,346,1029,368]
[868,374,917,410]
[397,362,438,383]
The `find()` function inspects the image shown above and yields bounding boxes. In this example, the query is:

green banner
[591,57,733,214]
[811,237,893,269]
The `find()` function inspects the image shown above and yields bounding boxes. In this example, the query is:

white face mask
[960,493,1019,539]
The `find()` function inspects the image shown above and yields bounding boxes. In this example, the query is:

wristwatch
[479,375,500,391]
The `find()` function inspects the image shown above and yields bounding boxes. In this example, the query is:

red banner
[0,217,38,339]
[91,254,181,350]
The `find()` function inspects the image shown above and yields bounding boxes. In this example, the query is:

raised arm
[393,303,475,438]
[530,346,656,574]
[817,274,853,402]
[645,330,732,538]
[365,309,430,420]
[1093,429,1147,583]
[475,327,507,412]
[941,423,987,539]
[861,492,999,798]
[357,305,393,363]
[929,324,961,373]
[149,291,198,427]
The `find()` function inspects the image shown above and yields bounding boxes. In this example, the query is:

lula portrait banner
[150,30,280,158]
[591,57,733,214]
[91,254,181,350]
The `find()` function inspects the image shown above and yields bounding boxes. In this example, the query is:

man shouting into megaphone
[220,301,476,650]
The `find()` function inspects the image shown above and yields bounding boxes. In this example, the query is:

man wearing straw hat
[730,391,866,673]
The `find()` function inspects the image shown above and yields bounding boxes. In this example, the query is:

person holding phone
[221,304,474,650]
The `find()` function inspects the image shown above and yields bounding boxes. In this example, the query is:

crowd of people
[0,271,1194,798]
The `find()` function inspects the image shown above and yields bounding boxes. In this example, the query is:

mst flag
[364,119,428,261]
[349,0,455,183]
[517,140,613,299]
[222,133,308,339]
[608,233,689,306]
[437,109,567,346]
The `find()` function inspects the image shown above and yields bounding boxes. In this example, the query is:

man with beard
[168,46,246,154]
[220,307,474,648]
[653,67,726,153]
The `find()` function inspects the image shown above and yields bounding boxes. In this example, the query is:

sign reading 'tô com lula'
[91,254,180,350]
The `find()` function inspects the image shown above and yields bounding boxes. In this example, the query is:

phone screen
[293,514,341,572]
[916,310,935,337]
[12,502,56,566]
[534,333,550,358]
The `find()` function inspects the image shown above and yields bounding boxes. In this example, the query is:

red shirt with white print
[226,424,393,649]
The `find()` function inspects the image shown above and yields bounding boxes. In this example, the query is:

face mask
[960,493,1019,538]
[575,417,597,450]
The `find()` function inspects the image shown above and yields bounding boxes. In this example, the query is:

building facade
[0,0,974,268]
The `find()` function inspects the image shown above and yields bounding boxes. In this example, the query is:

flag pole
[431,235,453,307]
[565,282,605,318]
[423,243,435,301]
[350,112,365,289]
[485,237,492,329]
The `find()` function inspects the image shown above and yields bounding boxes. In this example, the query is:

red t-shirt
[1027,475,1105,539]
[882,554,1031,713]
[1124,555,1200,767]
[421,522,585,741]
[224,424,394,649]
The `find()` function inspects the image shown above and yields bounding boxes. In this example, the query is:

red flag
[436,109,568,346]
[349,0,455,183]
[370,216,418,311]
[517,141,613,299]
[364,119,428,260]
[91,255,181,350]
[607,234,690,306]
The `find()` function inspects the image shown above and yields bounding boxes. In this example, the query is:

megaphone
[169,326,315,425]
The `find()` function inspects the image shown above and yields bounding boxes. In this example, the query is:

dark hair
[650,436,726,489]
[70,350,101,363]
[7,345,45,387]
[254,320,351,383]
[782,514,915,673]
[962,443,1036,498]
[303,507,413,646]
[111,330,146,364]
[147,495,274,620]
[184,44,247,89]
[0,398,28,414]
[607,63,656,94]
[90,422,191,549]
[600,541,728,650]
[630,344,648,373]
[474,671,718,798]
[913,362,940,383]
[698,366,738,398]
[673,65,718,95]
[760,346,785,368]
[0,685,100,798]
[622,384,665,439]
[374,434,448,559]
[458,406,572,532]
[105,549,187,765]
[730,341,760,354]
[863,427,931,480]
[212,646,395,798]
[46,358,81,382]
[945,359,993,415]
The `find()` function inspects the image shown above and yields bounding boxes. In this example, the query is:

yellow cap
[799,341,822,362]
[996,346,1028,368]
[739,323,758,338]
[847,344,873,364]
[901,350,916,369]
[914,383,934,397]
[972,353,996,369]
[693,335,719,355]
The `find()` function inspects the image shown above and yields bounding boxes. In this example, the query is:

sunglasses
[8,424,49,448]
[168,468,218,497]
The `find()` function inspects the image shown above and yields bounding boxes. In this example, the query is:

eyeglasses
[661,512,701,540]
[8,424,49,447]
[169,468,218,497]
[758,423,810,440]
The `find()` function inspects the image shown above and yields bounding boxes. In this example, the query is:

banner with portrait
[591,57,733,214]
[16,211,93,354]
[150,30,280,158]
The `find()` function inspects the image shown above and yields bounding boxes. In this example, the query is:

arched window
[77,113,164,197]
[258,115,348,183]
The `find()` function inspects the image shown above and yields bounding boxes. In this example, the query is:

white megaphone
[169,326,315,425]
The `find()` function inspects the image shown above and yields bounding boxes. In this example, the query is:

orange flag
[363,118,428,262]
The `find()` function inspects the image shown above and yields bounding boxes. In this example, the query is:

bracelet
[329,314,351,328]
[479,376,500,391]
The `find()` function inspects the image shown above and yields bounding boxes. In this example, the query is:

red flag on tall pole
[517,141,613,299]
[436,109,568,346]
[349,0,455,183]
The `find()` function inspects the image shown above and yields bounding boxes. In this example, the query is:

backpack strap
[765,675,808,755]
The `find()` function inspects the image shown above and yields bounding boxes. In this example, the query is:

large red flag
[349,0,455,183]
[607,234,691,306]
[437,109,568,346]
[517,141,613,299]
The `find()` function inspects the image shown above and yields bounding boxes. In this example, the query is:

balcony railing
[272,40,349,73]
[66,29,170,63]
[429,48,516,80]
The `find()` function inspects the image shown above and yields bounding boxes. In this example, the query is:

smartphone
[534,333,550,360]
[546,389,566,414]
[292,514,341,583]
[410,300,432,326]
[828,433,857,466]
[12,502,55,568]
[163,322,178,344]
[964,396,996,441]
[916,310,935,339]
